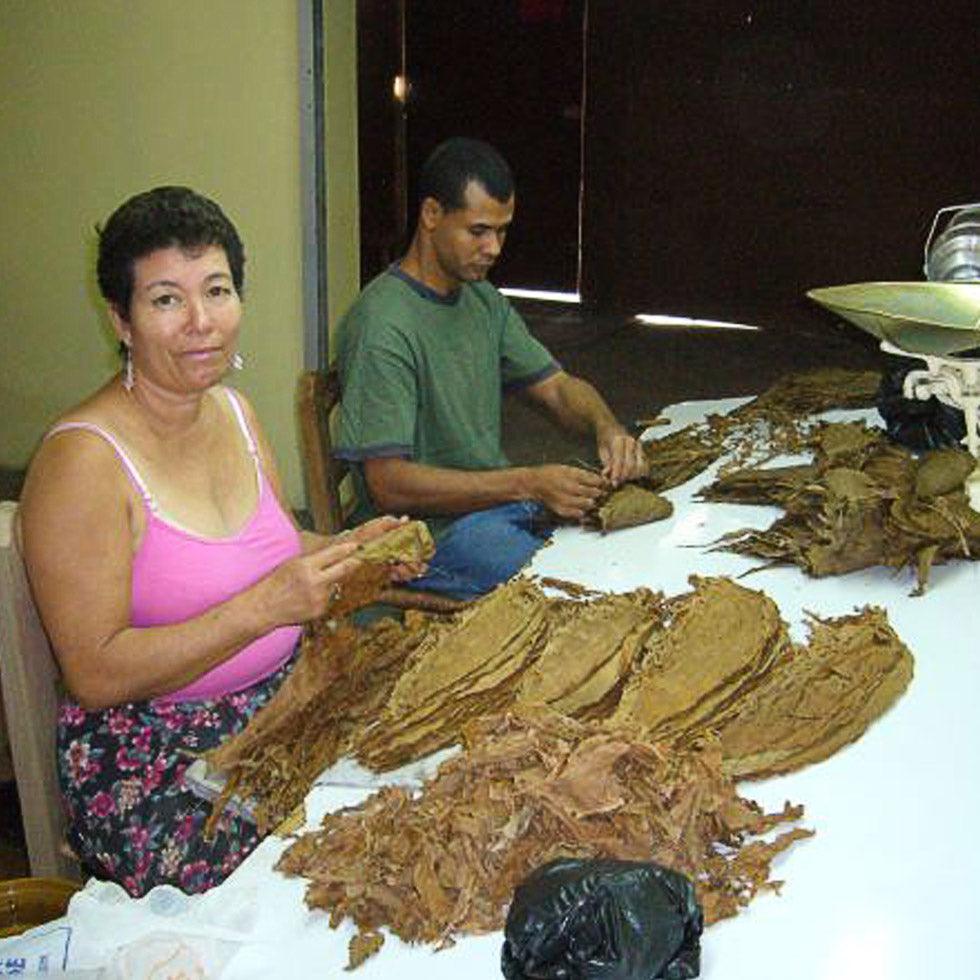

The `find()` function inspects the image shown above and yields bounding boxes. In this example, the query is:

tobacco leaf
[707,421,980,593]
[515,590,664,717]
[697,463,817,506]
[913,447,976,499]
[209,567,913,950]
[205,616,427,834]
[357,519,435,564]
[643,368,880,492]
[536,576,603,599]
[745,368,881,416]
[587,482,674,532]
[202,521,436,833]
[613,577,790,741]
[354,580,552,770]
[714,606,913,779]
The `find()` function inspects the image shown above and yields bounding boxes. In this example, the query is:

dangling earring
[123,346,135,391]
[231,352,244,371]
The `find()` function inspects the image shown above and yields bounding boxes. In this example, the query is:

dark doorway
[356,0,408,286]
[357,0,585,292]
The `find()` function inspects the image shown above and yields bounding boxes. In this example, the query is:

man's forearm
[532,373,624,440]
[365,458,532,515]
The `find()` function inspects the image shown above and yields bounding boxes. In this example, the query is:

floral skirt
[57,653,295,897]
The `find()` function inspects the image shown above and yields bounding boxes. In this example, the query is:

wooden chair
[296,369,467,614]
[0,502,81,880]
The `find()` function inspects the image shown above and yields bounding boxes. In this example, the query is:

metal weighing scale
[807,203,980,507]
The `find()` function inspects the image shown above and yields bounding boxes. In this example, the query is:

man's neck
[399,237,458,297]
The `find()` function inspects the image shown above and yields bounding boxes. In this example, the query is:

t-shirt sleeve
[498,298,561,390]
[336,321,417,461]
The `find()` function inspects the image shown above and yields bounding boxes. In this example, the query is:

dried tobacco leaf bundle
[204,616,429,834]
[607,576,914,781]
[707,423,980,592]
[642,368,881,493]
[276,710,812,968]
[696,463,817,506]
[587,482,674,532]
[354,579,553,770]
[613,576,791,740]
[202,520,436,833]
[715,606,914,779]
[746,368,881,416]
[811,420,889,468]
[514,589,665,719]
[644,424,729,492]
[913,447,977,499]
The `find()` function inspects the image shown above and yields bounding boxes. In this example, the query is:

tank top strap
[221,388,260,461]
[45,421,156,508]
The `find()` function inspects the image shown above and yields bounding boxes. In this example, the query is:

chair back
[0,501,80,880]
[295,370,468,615]
[296,367,353,535]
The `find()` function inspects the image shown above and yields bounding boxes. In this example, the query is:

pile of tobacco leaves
[276,710,813,968]
[703,426,980,593]
[642,367,882,492]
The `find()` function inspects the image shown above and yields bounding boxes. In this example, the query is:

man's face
[425,180,515,290]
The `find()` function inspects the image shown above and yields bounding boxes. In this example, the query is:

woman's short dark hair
[418,137,514,213]
[96,186,245,318]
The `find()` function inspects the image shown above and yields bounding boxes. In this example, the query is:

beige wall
[323,0,361,343]
[0,0,359,508]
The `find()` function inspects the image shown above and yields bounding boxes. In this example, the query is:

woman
[18,186,408,896]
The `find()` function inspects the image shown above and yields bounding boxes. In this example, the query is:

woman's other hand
[345,515,427,582]
[344,514,407,545]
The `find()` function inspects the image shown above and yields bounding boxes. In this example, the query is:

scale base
[880,340,980,511]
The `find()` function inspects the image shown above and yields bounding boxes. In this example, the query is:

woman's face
[109,244,242,395]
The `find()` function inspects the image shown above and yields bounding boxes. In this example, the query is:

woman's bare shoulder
[26,383,133,506]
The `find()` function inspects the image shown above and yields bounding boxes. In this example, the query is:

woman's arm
[19,431,361,711]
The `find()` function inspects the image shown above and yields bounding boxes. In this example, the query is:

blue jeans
[406,502,554,600]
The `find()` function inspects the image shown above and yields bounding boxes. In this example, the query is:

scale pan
[807,281,980,355]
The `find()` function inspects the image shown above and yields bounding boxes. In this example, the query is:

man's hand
[526,464,609,519]
[597,425,649,486]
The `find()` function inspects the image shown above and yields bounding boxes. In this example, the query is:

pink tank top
[49,388,302,703]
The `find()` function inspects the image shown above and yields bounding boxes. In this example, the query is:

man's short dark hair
[96,186,245,318]
[418,138,514,213]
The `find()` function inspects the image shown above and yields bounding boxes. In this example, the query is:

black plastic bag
[876,358,966,451]
[501,858,703,980]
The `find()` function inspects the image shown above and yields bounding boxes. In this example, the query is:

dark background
[358,0,979,332]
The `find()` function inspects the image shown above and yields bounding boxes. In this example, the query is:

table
[6,398,980,978]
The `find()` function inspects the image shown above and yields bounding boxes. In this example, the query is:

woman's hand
[345,515,427,582]
[259,538,364,625]
[344,514,407,545]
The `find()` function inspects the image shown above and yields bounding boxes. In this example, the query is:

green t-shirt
[335,266,559,533]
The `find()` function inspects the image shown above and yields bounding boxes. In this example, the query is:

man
[335,137,647,598]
